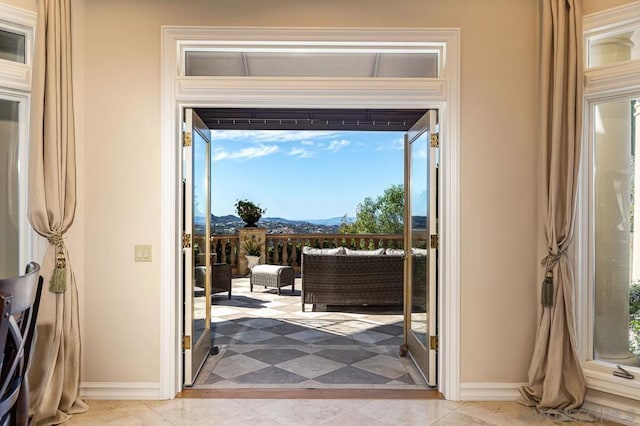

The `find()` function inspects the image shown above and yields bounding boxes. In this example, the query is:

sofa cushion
[385,248,405,256]
[344,248,385,256]
[302,246,345,255]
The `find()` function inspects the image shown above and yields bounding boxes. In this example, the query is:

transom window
[180,42,442,78]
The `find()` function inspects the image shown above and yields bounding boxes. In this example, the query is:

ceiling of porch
[193,108,428,132]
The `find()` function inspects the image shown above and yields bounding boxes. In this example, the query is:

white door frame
[160,26,460,399]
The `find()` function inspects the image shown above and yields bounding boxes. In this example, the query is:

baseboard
[80,382,162,400]
[583,394,640,426]
[459,383,640,424]
[459,382,525,401]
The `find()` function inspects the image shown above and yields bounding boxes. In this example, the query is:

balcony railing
[211,233,404,274]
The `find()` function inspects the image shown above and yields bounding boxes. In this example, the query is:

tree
[340,184,404,234]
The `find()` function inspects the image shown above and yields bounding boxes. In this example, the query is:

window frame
[578,2,640,402]
[0,3,36,275]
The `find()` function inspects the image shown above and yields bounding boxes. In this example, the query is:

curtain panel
[519,0,587,416]
[27,0,88,424]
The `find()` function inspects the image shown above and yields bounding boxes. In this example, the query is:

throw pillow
[344,248,385,256]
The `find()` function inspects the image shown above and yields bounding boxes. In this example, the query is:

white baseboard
[80,382,162,400]
[459,383,640,425]
[583,395,640,426]
[459,382,525,401]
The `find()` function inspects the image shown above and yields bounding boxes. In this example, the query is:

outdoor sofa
[301,246,407,311]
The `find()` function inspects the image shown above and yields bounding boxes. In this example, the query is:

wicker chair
[195,263,232,300]
[212,263,232,299]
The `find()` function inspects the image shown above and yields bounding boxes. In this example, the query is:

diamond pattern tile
[196,277,427,389]
[232,366,308,385]
[313,366,391,385]
[243,348,308,365]
[276,354,345,378]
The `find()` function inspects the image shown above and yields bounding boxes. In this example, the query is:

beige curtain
[519,0,587,417]
[27,0,88,424]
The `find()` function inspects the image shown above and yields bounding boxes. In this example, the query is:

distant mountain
[306,217,355,226]
[261,216,304,225]
[207,214,353,227]
[205,214,349,234]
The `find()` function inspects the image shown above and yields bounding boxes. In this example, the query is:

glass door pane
[0,99,19,278]
[183,108,212,386]
[404,109,438,386]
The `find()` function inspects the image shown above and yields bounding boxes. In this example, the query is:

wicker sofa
[301,246,405,311]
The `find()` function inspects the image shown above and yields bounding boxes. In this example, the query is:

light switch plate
[134,245,152,262]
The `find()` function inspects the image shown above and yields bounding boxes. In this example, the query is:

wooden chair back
[0,263,44,425]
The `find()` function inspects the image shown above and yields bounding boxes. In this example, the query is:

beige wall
[583,0,635,15]
[77,0,538,385]
[1,0,33,11]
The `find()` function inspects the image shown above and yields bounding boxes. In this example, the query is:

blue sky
[209,130,405,220]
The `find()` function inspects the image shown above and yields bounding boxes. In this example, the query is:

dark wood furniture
[0,262,44,426]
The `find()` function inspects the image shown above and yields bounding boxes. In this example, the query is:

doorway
[181,107,439,390]
[160,26,460,399]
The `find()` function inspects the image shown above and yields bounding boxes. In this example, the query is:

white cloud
[211,130,338,143]
[288,147,315,158]
[376,137,404,151]
[213,144,279,161]
[326,139,351,153]
[300,140,314,146]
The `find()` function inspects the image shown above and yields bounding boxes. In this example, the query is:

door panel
[404,109,438,386]
[183,108,211,386]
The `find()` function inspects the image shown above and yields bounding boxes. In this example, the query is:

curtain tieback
[540,252,562,308]
[47,233,67,294]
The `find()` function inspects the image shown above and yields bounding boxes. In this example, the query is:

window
[591,96,640,367]
[0,4,35,278]
[0,98,19,277]
[579,2,640,403]
[0,28,25,63]
[184,50,440,78]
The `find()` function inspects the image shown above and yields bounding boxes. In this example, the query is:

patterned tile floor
[194,277,427,389]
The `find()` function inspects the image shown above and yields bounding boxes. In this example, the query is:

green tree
[340,184,404,234]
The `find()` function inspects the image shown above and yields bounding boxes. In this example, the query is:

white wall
[75,0,539,386]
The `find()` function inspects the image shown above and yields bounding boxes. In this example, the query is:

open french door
[182,108,212,386]
[403,109,439,386]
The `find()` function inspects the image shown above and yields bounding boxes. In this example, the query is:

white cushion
[344,248,385,256]
[302,246,345,255]
[385,248,405,256]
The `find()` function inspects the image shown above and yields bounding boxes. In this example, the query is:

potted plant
[242,237,261,270]
[235,199,265,227]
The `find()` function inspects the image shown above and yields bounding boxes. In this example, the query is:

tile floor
[65,399,626,425]
[67,280,627,425]
[195,277,426,389]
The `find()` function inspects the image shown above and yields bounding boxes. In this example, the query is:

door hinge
[430,133,439,148]
[183,131,192,147]
[430,335,438,351]
[182,233,191,248]
[430,234,439,249]
[183,335,191,350]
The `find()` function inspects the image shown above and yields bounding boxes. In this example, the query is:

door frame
[160,26,460,399]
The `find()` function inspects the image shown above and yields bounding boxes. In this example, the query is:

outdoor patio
[194,277,427,389]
